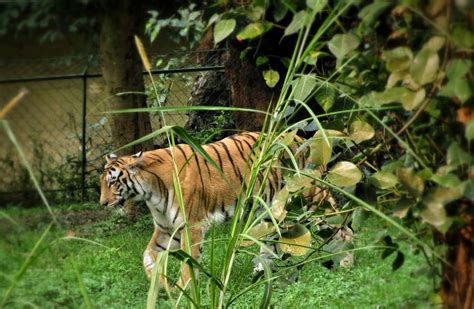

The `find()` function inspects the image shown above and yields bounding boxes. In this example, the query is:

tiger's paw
[143,250,157,280]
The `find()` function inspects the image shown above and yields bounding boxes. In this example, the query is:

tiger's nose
[99,197,108,207]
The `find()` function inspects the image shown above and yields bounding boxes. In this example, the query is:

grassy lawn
[0,204,435,308]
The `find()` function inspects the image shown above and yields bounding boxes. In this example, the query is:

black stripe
[202,146,212,176]
[176,144,187,161]
[194,153,205,190]
[230,136,247,165]
[219,142,242,182]
[167,232,181,243]
[155,220,167,231]
[148,153,164,164]
[209,144,223,172]
[243,133,257,142]
[172,206,180,224]
[156,242,166,251]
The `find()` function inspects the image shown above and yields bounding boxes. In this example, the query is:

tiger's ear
[127,151,144,174]
[105,153,118,164]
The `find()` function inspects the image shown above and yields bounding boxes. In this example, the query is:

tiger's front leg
[143,228,161,279]
[177,226,204,289]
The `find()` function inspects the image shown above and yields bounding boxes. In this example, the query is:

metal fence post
[81,55,94,203]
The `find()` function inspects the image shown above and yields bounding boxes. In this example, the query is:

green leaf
[397,168,425,197]
[349,120,375,143]
[273,0,288,22]
[236,22,272,41]
[240,222,276,247]
[447,142,472,167]
[286,174,313,192]
[451,25,474,49]
[213,19,236,44]
[272,187,289,222]
[438,78,472,104]
[463,180,474,200]
[314,82,335,111]
[328,33,360,60]
[410,49,439,86]
[279,224,311,256]
[421,187,461,232]
[309,129,343,166]
[431,173,461,188]
[446,59,472,80]
[402,88,426,111]
[422,36,446,52]
[284,10,308,37]
[256,56,269,66]
[263,69,280,88]
[327,161,363,187]
[370,171,398,189]
[372,87,425,110]
[292,74,317,102]
[306,0,327,13]
[358,1,391,26]
[466,120,474,141]
[382,47,413,73]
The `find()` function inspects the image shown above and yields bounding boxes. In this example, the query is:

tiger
[99,131,331,288]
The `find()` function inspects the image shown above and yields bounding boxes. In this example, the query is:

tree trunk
[441,209,474,308]
[99,0,153,154]
[224,47,277,131]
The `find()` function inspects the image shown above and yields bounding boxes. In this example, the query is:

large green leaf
[292,74,317,102]
[372,87,425,110]
[213,19,236,44]
[466,120,474,142]
[240,222,276,247]
[263,69,280,88]
[328,33,360,60]
[397,168,424,198]
[306,0,327,13]
[410,49,439,86]
[284,10,308,37]
[382,47,413,73]
[327,161,363,187]
[422,36,446,52]
[349,120,375,143]
[309,129,343,166]
[421,187,462,232]
[438,78,472,104]
[446,59,472,80]
[279,224,311,256]
[314,82,336,111]
[358,1,391,26]
[370,171,398,189]
[447,142,472,167]
[236,22,272,41]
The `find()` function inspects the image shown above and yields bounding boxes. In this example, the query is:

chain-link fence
[0,49,230,206]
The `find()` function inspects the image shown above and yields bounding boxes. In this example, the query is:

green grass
[0,204,434,308]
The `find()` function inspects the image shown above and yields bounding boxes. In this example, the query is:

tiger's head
[99,152,144,208]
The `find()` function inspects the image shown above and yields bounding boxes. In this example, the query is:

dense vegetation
[0,205,433,307]
[0,0,472,307]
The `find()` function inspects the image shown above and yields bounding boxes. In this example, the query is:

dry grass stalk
[0,89,28,119]
[134,35,152,73]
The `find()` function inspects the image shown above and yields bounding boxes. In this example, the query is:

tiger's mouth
[108,199,125,209]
